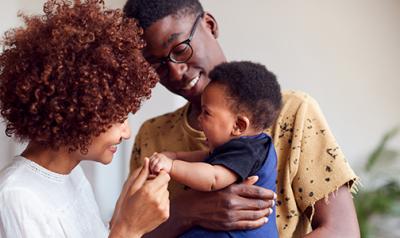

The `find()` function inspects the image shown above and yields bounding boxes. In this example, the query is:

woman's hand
[109,158,170,238]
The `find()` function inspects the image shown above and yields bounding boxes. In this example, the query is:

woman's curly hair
[0,0,158,152]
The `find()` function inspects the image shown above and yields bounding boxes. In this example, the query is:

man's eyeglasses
[149,13,204,71]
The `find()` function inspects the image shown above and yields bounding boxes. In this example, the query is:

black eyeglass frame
[155,13,204,67]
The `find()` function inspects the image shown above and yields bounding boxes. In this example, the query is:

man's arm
[304,185,360,238]
[143,177,276,238]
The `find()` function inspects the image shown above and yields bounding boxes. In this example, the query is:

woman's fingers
[109,161,145,229]
[145,170,170,192]
[122,165,142,195]
[158,182,170,212]
[128,157,150,195]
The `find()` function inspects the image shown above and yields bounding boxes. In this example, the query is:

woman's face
[76,119,131,164]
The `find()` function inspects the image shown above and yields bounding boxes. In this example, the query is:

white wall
[1,0,399,222]
[202,0,400,164]
[0,0,20,172]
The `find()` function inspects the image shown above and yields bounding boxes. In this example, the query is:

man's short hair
[209,61,282,130]
[123,0,203,29]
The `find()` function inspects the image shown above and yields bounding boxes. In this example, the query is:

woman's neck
[21,142,80,175]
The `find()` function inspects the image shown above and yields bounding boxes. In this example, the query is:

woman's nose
[120,119,131,140]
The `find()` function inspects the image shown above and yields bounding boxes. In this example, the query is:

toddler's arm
[161,150,209,162]
[149,153,238,192]
[172,160,238,191]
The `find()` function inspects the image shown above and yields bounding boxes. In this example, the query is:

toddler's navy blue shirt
[205,133,270,182]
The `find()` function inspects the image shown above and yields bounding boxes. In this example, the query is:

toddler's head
[199,61,281,150]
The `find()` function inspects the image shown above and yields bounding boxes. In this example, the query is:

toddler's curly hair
[0,0,158,152]
[209,61,282,131]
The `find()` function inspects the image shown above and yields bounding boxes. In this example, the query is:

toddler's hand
[149,152,173,174]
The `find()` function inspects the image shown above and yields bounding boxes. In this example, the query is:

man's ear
[203,12,219,38]
[232,115,250,136]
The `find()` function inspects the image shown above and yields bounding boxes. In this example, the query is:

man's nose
[167,61,188,81]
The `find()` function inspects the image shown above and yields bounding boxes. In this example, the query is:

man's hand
[178,176,276,231]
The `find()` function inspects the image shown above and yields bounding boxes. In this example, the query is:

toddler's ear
[232,115,250,136]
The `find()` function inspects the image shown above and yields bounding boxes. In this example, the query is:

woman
[0,0,169,237]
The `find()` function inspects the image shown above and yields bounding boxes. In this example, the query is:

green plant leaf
[365,127,399,171]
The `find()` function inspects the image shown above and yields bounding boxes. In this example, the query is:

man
[123,0,360,237]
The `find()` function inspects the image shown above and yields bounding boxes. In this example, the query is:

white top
[0,156,109,238]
